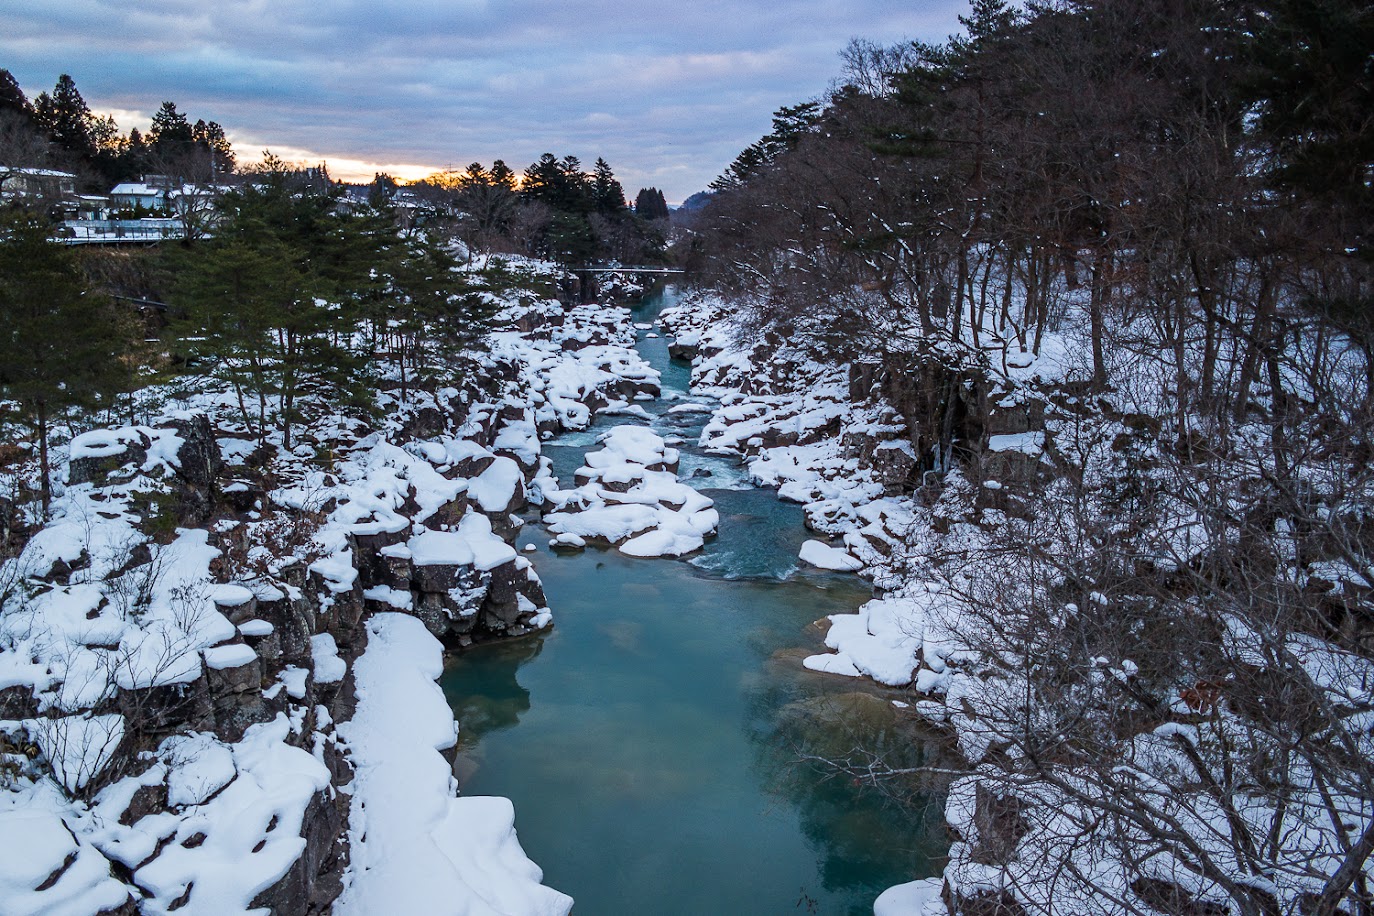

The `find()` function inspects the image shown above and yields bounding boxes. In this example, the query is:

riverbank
[0,259,671,915]
[662,287,1374,916]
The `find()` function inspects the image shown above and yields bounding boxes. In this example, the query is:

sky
[0,1,968,203]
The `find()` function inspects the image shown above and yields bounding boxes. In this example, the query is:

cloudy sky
[0,1,967,202]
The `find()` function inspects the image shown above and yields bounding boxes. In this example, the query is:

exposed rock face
[67,430,152,487]
[168,414,224,524]
[850,346,991,478]
[368,547,548,647]
[970,784,1028,865]
[250,786,349,914]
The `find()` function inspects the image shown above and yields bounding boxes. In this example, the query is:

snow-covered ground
[0,260,665,914]
[665,288,1374,915]
[336,613,572,916]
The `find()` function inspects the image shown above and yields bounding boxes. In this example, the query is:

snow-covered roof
[110,183,168,197]
[0,166,76,178]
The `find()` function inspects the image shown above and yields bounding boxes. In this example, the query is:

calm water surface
[440,286,946,915]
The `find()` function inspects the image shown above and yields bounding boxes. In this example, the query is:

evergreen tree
[489,159,517,191]
[521,153,565,204]
[709,102,822,191]
[148,102,197,178]
[454,163,520,251]
[0,210,129,512]
[368,172,399,207]
[33,74,95,158]
[522,153,592,212]
[124,127,149,176]
[591,157,626,215]
[0,73,45,179]
[190,119,235,176]
[89,114,120,152]
[1245,0,1373,243]
[149,101,192,147]
[0,69,30,118]
[169,168,386,449]
[383,234,498,401]
[634,187,670,221]
[460,162,491,187]
[545,210,597,264]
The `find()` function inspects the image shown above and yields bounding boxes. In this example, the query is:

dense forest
[686,0,1374,912]
[0,70,234,189]
[404,154,669,263]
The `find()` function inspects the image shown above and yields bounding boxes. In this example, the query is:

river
[440,285,946,915]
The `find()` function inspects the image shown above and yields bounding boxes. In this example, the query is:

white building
[109,181,170,211]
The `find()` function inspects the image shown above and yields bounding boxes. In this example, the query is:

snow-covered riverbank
[664,288,1374,916]
[0,260,666,914]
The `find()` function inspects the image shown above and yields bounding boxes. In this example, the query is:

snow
[123,716,331,914]
[211,584,256,607]
[798,539,864,571]
[163,733,237,807]
[337,613,572,916]
[204,643,257,670]
[543,426,716,558]
[280,667,308,700]
[31,714,126,794]
[468,456,523,513]
[986,431,1045,455]
[363,585,414,610]
[310,633,346,685]
[398,513,518,572]
[238,620,274,637]
[874,878,945,916]
[0,809,130,916]
[0,258,656,916]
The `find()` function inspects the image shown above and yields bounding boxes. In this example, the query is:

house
[109,181,170,212]
[76,195,111,220]
[0,167,79,217]
[0,167,77,199]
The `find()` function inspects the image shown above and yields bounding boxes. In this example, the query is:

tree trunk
[1313,815,1374,916]
[1089,252,1108,387]
[37,399,50,516]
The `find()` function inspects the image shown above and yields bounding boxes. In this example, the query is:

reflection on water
[440,285,947,915]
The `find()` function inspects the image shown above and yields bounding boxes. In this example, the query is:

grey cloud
[0,0,968,200]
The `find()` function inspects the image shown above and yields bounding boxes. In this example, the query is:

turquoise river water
[440,286,946,915]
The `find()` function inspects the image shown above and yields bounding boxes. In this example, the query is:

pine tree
[1245,0,1374,214]
[191,119,235,176]
[169,168,385,449]
[634,187,670,221]
[0,210,129,512]
[0,69,30,117]
[591,158,626,215]
[148,102,196,179]
[709,102,821,191]
[383,234,497,401]
[149,101,192,147]
[521,153,592,212]
[33,74,95,158]
[489,160,517,191]
[460,162,491,187]
[124,127,149,177]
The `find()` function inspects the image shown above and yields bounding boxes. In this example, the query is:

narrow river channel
[440,286,946,915]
